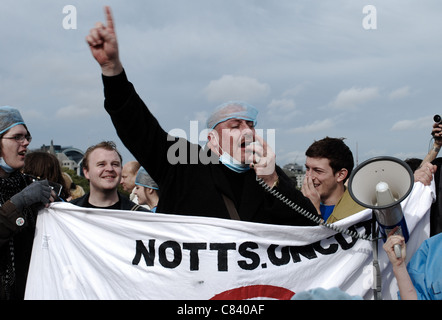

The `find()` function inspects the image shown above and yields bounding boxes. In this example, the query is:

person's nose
[240,123,254,139]
[22,138,30,147]
[306,169,317,180]
[104,164,115,172]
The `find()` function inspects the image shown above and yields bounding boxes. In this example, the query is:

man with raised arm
[85,6,317,225]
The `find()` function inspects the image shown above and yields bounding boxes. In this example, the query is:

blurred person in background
[134,167,159,212]
[62,172,85,201]
[121,160,140,202]
[23,151,70,201]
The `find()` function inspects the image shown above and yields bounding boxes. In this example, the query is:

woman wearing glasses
[0,106,55,300]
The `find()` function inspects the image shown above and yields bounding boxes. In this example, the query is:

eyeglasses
[1,134,32,143]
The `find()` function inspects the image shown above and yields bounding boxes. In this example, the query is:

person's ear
[207,130,219,149]
[83,168,90,180]
[336,168,348,183]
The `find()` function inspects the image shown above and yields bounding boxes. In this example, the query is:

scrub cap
[135,167,159,190]
[291,287,362,300]
[206,101,258,129]
[0,106,26,135]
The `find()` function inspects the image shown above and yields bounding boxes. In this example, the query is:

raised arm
[419,122,442,167]
[86,6,123,76]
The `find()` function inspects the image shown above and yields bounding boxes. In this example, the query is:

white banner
[25,182,434,300]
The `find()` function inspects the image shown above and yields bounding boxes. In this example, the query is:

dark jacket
[102,70,317,226]
[0,201,26,248]
[0,171,37,300]
[70,192,149,212]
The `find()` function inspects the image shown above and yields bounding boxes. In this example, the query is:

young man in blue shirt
[302,137,364,223]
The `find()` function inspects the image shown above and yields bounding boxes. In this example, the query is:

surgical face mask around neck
[0,157,15,173]
[219,152,251,173]
[213,135,250,173]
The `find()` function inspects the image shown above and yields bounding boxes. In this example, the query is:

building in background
[282,162,305,189]
[32,140,84,176]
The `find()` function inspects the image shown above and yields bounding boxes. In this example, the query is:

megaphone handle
[394,244,402,258]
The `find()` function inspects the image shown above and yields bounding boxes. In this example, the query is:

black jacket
[70,192,149,212]
[102,70,317,226]
[0,171,37,300]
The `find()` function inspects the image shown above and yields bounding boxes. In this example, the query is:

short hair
[305,137,354,182]
[82,141,122,171]
[125,161,141,175]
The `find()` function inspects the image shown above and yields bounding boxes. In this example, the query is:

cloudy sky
[1,0,442,169]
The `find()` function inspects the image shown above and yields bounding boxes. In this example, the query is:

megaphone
[348,156,414,258]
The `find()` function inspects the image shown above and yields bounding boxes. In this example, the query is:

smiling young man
[70,141,148,212]
[85,7,317,225]
[302,137,365,223]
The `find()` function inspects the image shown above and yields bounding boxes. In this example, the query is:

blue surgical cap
[291,287,363,300]
[135,167,159,190]
[206,101,258,129]
[0,106,26,135]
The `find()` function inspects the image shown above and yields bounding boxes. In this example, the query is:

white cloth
[25,181,434,300]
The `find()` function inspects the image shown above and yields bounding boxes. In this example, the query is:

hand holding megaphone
[382,229,406,264]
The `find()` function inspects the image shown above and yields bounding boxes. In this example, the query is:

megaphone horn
[348,156,414,258]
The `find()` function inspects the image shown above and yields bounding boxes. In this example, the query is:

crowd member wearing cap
[134,167,159,212]
[0,106,55,300]
[85,7,317,225]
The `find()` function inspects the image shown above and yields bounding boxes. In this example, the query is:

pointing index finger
[104,6,115,31]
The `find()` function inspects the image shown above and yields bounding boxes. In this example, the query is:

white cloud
[391,116,432,131]
[193,111,209,124]
[331,87,380,110]
[288,118,335,134]
[204,75,270,103]
[268,98,296,111]
[388,86,411,100]
[282,83,307,97]
[56,105,97,119]
[266,98,299,123]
